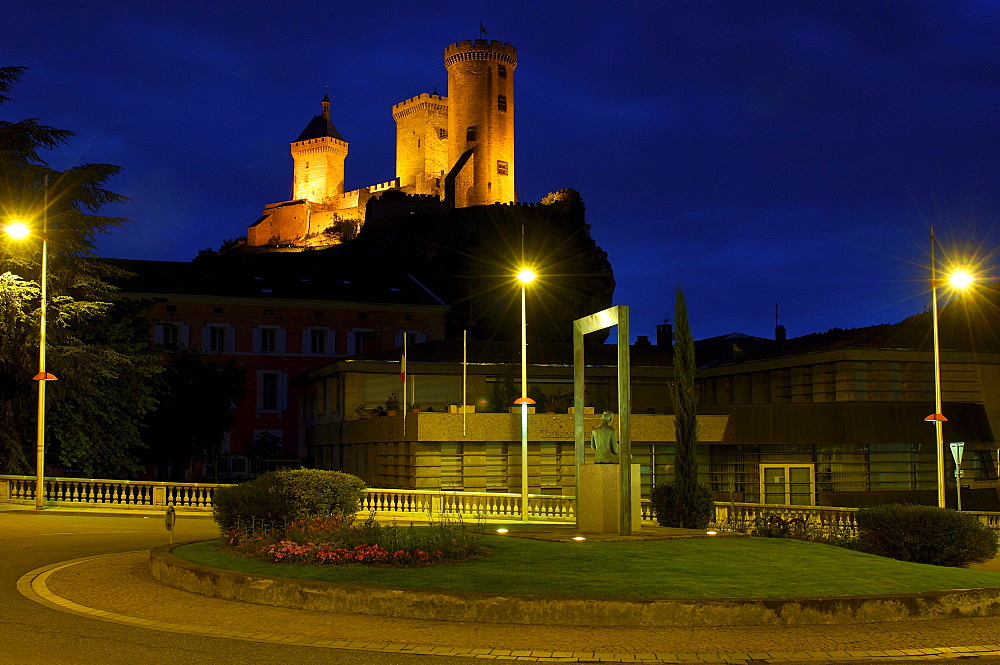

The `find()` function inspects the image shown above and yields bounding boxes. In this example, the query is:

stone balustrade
[4,476,999,533]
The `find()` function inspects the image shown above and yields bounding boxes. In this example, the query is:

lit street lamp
[925,225,973,509]
[3,175,55,510]
[516,267,536,521]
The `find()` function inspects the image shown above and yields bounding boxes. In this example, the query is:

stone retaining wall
[150,542,1000,627]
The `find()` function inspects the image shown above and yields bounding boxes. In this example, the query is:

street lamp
[925,225,973,509]
[3,176,55,510]
[516,267,536,521]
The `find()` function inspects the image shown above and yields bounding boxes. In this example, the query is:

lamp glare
[5,222,30,239]
[948,271,974,289]
[516,268,536,284]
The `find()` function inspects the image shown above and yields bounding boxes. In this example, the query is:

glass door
[760,464,815,505]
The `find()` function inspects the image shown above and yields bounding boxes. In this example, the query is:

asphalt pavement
[7,506,1000,665]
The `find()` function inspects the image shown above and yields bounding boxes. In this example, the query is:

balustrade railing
[5,476,1000,531]
[0,476,575,521]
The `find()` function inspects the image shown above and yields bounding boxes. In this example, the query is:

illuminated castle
[248,40,518,247]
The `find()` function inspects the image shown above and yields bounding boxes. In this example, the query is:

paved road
[0,509,478,665]
[8,508,1000,665]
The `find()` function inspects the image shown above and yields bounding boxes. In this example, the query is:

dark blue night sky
[4,1,998,341]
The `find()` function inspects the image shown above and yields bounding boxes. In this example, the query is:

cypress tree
[671,287,701,527]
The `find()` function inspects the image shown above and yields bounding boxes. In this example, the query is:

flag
[400,349,406,383]
[480,23,488,35]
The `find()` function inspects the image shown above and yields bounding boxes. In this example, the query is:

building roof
[706,402,996,445]
[336,338,676,366]
[711,284,1000,366]
[106,256,447,308]
[294,105,345,142]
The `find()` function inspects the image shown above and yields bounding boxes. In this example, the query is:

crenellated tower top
[444,40,518,69]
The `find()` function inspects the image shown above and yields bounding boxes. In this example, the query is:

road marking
[17,554,1000,663]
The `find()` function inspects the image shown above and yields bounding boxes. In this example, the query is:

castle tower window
[497,160,508,175]
[438,127,448,139]
[466,126,476,142]
[498,64,507,78]
[497,95,507,112]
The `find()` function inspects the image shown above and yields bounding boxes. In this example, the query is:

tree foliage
[352,188,615,343]
[0,66,158,477]
[669,287,711,528]
[142,349,245,481]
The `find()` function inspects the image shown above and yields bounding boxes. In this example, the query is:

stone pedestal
[577,463,641,534]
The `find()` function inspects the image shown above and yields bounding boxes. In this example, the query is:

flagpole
[402,332,407,436]
[462,330,467,438]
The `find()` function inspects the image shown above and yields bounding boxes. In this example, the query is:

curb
[151,542,1000,627]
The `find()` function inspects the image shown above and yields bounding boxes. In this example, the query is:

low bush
[213,469,366,533]
[650,482,715,529]
[213,472,295,533]
[854,504,998,567]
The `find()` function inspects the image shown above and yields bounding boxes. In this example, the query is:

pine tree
[0,66,159,477]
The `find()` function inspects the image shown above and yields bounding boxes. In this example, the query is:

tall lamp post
[925,225,973,509]
[516,268,536,521]
[4,175,55,510]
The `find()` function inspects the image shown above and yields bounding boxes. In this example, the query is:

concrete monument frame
[573,305,632,535]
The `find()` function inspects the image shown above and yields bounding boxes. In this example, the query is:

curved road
[1,509,469,665]
[8,508,1000,665]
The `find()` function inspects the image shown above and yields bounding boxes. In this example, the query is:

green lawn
[173,533,1000,599]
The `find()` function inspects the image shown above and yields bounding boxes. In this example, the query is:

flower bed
[223,514,486,567]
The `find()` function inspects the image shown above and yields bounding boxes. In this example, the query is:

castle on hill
[247,39,519,247]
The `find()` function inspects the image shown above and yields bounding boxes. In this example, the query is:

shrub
[213,469,366,533]
[272,469,366,523]
[650,482,715,530]
[854,504,998,567]
[213,472,295,534]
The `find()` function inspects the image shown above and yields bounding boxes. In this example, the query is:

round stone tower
[444,39,517,207]
[290,94,349,203]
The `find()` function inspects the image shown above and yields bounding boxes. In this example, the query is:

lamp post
[4,175,54,510]
[516,268,536,521]
[925,225,973,509]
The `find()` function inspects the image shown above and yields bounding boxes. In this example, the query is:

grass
[173,531,1000,599]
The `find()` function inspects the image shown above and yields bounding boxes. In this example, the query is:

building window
[261,328,276,353]
[438,127,448,139]
[496,160,508,176]
[497,95,507,112]
[466,126,476,142]
[212,306,223,314]
[264,308,274,316]
[253,326,285,354]
[165,305,176,313]
[350,329,379,355]
[261,373,279,411]
[256,371,287,412]
[160,323,180,349]
[394,330,426,347]
[208,326,227,352]
[498,64,507,78]
[310,328,326,354]
[760,464,814,506]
